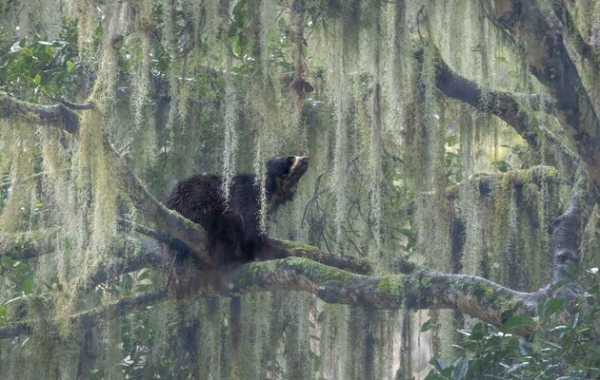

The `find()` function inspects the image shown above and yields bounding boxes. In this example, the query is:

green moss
[279,239,318,252]
[377,275,403,292]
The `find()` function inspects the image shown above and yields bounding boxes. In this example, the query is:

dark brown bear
[166,156,309,265]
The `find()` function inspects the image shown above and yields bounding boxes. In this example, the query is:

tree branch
[0,230,57,260]
[493,0,600,192]
[110,141,213,265]
[214,258,543,336]
[0,92,212,267]
[0,91,84,133]
[0,290,166,340]
[446,165,561,200]
[550,0,600,67]
[550,172,596,288]
[85,238,168,289]
[415,44,582,172]
[414,46,549,149]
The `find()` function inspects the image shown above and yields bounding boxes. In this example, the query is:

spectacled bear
[166,156,309,265]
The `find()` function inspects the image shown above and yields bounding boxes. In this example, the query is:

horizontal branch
[0,91,83,133]
[0,229,57,260]
[0,290,166,340]
[214,257,543,336]
[0,251,550,339]
[264,238,390,274]
[86,238,168,288]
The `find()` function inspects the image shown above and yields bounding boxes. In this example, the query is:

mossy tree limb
[414,46,549,150]
[549,173,596,288]
[0,289,167,340]
[493,0,600,192]
[0,91,86,133]
[0,257,543,340]
[414,44,580,172]
[0,230,58,260]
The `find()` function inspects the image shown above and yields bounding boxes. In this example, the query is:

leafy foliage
[425,266,600,380]
[0,19,91,101]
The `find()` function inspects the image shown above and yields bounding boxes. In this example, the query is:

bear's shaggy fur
[166,156,309,264]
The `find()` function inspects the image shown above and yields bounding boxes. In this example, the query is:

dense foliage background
[1,1,600,379]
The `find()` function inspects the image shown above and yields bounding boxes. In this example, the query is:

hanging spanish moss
[1,0,592,378]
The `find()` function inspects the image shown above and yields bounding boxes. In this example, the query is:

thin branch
[0,290,167,340]
[86,238,168,289]
[0,91,85,133]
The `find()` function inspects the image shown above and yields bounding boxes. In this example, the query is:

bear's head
[266,156,309,210]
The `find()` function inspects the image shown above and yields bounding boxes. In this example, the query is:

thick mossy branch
[265,238,382,274]
[107,134,212,265]
[219,258,542,336]
[402,271,542,335]
[0,259,542,339]
[493,0,600,192]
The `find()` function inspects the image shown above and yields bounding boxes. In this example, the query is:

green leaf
[67,60,75,72]
[421,319,433,332]
[432,358,447,372]
[445,134,458,147]
[34,73,41,85]
[501,315,536,333]
[21,279,33,294]
[137,269,151,282]
[134,284,153,292]
[451,358,469,380]
[542,298,565,318]
[424,374,448,380]
[492,160,511,173]
[468,322,485,341]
